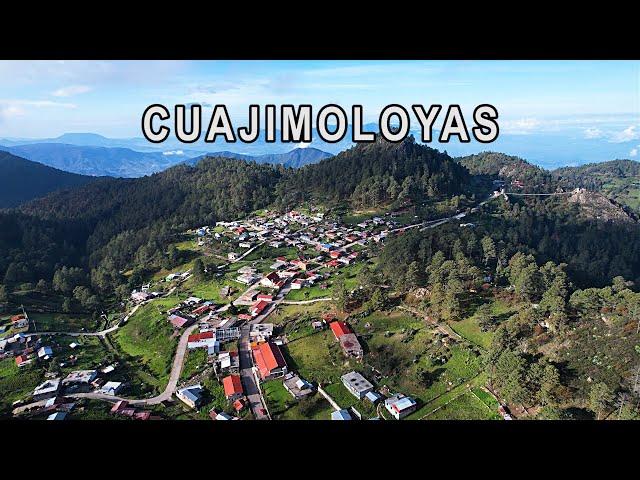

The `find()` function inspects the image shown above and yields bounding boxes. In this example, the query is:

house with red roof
[169,314,192,329]
[192,304,213,316]
[238,313,253,321]
[329,251,342,259]
[252,342,288,380]
[291,259,308,270]
[330,321,364,359]
[326,260,340,268]
[15,354,32,367]
[330,321,352,339]
[291,278,307,290]
[250,300,270,317]
[187,331,218,349]
[223,375,244,401]
[233,398,246,412]
[260,272,281,288]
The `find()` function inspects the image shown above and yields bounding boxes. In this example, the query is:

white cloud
[297,142,310,149]
[163,150,184,156]
[52,85,92,97]
[584,127,603,139]
[0,103,25,123]
[501,118,541,134]
[609,125,639,143]
[630,148,638,157]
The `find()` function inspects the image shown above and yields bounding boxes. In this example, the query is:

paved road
[237,281,293,420]
[13,322,199,415]
[71,322,199,406]
[281,298,332,305]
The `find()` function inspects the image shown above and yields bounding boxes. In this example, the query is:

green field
[270,302,331,325]
[285,285,332,301]
[112,299,179,389]
[421,388,501,420]
[180,349,208,381]
[450,316,493,350]
[323,381,377,418]
[284,329,358,384]
[30,313,97,333]
[0,359,43,415]
[262,378,334,420]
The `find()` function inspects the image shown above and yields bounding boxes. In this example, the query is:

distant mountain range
[1,125,637,170]
[0,143,333,177]
[0,151,97,208]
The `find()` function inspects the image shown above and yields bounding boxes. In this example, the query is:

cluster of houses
[166,296,218,330]
[174,383,242,420]
[20,364,124,419]
[332,370,418,420]
[110,400,158,420]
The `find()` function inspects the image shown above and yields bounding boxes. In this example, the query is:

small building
[33,378,61,401]
[260,272,281,289]
[222,375,244,401]
[37,346,53,359]
[176,384,204,409]
[99,381,124,396]
[131,291,150,303]
[249,323,274,342]
[169,314,192,329]
[339,333,364,359]
[110,400,130,414]
[218,351,240,373]
[47,412,67,421]
[252,342,288,380]
[290,278,306,290]
[228,252,239,261]
[365,391,383,405]
[341,371,374,400]
[250,300,270,317]
[283,372,314,399]
[331,409,352,421]
[329,321,352,340]
[187,331,218,350]
[15,354,33,368]
[63,369,98,386]
[384,393,418,420]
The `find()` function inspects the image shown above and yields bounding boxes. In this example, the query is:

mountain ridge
[0,151,98,208]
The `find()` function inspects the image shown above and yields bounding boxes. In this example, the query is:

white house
[384,393,418,420]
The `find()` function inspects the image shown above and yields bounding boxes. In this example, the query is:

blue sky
[0,60,638,153]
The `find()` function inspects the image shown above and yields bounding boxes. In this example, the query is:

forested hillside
[458,151,555,193]
[282,136,470,209]
[2,158,283,301]
[1,144,638,319]
[0,152,96,208]
[553,159,640,212]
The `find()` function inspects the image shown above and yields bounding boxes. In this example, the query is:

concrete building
[341,371,374,400]
[99,381,124,396]
[33,378,61,401]
[249,323,274,342]
[283,372,314,399]
[62,369,98,386]
[339,333,364,359]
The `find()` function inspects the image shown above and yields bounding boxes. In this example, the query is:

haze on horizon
[0,60,638,167]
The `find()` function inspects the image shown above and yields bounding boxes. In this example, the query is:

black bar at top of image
[3,11,639,60]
